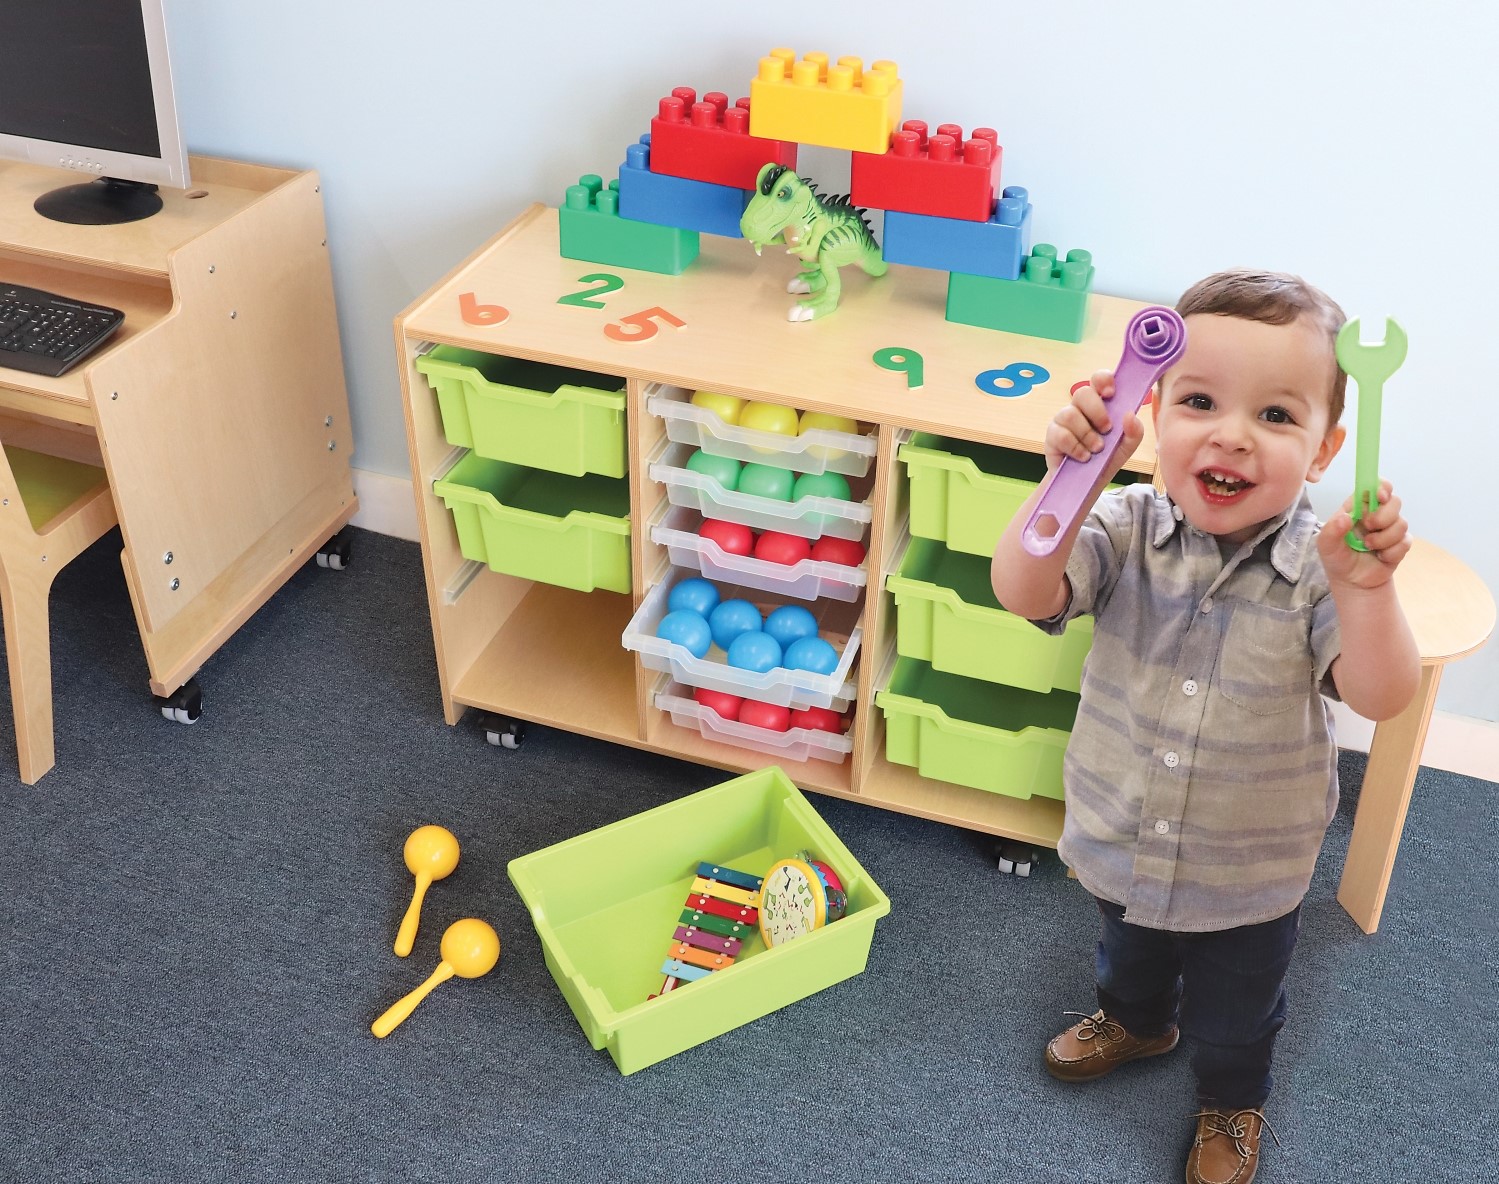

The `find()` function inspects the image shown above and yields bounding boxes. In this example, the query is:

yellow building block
[748,48,903,154]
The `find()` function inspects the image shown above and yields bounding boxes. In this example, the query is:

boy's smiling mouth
[1197,468,1254,501]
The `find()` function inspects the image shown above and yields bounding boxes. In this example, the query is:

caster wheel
[481,714,525,750]
[315,529,353,570]
[155,677,203,725]
[996,839,1039,877]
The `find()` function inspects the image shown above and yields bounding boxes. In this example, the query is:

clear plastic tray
[650,504,868,603]
[653,678,853,764]
[621,570,861,711]
[649,440,873,542]
[646,385,877,477]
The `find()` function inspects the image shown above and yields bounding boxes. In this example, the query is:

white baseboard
[351,467,420,542]
[349,468,1499,786]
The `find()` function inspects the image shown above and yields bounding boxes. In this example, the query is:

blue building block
[882,186,1033,280]
[617,136,750,239]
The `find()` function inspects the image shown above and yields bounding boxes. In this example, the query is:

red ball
[810,536,866,567]
[693,686,744,721]
[753,530,813,566]
[739,699,792,731]
[699,517,754,556]
[790,706,844,733]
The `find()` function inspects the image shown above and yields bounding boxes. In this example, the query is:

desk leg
[1336,662,1442,934]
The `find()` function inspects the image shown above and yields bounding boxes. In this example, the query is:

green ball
[792,471,852,502]
[737,462,796,501]
[686,449,742,491]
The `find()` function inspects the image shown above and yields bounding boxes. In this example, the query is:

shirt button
[1154,820,1170,835]
[1163,751,1180,768]
[1183,679,1199,696]
[1199,597,1214,613]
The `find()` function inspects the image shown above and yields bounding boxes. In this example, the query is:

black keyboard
[0,283,125,377]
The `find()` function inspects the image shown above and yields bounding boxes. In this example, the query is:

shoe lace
[1191,1109,1282,1159]
[1062,1009,1127,1044]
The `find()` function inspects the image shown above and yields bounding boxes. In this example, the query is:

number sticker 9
[873,346,925,390]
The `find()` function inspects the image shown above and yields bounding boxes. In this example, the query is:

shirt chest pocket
[1215,602,1315,716]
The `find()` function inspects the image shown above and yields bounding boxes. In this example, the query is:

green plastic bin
[899,433,1137,558]
[887,536,1093,694]
[507,766,890,1075]
[416,346,627,478]
[876,657,1075,801]
[433,451,631,594]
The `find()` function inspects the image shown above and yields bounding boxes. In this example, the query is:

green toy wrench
[1335,317,1407,551]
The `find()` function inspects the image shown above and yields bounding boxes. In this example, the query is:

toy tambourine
[758,855,848,948]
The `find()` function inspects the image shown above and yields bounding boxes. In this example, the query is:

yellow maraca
[371,918,500,1039]
[393,824,460,957]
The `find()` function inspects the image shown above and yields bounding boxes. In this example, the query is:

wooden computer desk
[0,155,357,744]
[1338,536,1495,932]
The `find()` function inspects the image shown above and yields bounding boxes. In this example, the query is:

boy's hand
[1317,478,1411,590]
[1045,369,1145,473]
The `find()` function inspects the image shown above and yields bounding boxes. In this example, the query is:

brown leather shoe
[1043,1009,1179,1081]
[1184,1108,1278,1184]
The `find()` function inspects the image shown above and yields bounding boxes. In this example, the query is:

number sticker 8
[976,362,1050,398]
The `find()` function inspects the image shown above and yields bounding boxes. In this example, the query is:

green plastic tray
[433,451,631,594]
[876,657,1075,800]
[888,536,1093,694]
[900,433,1137,558]
[507,766,890,1075]
[417,346,627,478]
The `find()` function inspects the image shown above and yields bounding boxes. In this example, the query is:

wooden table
[1337,536,1495,932]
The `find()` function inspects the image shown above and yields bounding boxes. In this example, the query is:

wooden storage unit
[394,203,1157,849]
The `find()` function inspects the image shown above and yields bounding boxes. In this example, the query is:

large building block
[945,245,1095,343]
[748,48,902,154]
[648,88,798,190]
[558,174,700,275]
[883,186,1033,280]
[617,137,750,238]
[850,121,1002,222]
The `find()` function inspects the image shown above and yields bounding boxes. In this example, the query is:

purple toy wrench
[1020,306,1188,556]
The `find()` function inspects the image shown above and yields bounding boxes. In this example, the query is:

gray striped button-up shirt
[1033,484,1341,932]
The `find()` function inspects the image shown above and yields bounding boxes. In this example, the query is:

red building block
[850,121,1002,222]
[649,87,798,190]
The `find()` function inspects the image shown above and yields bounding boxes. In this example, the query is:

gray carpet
[1,527,1493,1183]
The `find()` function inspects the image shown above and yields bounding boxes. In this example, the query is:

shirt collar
[1150,489,1321,582]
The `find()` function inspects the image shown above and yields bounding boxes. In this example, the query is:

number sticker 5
[604,306,685,342]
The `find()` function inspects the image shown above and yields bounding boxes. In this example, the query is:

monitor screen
[0,0,190,223]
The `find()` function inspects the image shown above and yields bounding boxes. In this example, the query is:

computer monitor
[0,0,190,225]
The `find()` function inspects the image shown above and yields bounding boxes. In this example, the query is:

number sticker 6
[458,291,509,326]
[604,305,686,343]
[976,362,1050,397]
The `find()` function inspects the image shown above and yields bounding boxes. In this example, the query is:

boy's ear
[1305,423,1346,483]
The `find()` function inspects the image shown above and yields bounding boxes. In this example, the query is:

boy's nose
[1209,416,1253,451]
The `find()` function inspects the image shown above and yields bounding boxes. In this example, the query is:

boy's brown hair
[1176,269,1347,426]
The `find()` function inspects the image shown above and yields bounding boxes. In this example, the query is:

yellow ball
[798,410,859,437]
[690,390,745,426]
[739,401,801,437]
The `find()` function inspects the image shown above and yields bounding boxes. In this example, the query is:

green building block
[559,174,700,275]
[945,244,1095,343]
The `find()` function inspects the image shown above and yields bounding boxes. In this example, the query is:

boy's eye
[1183,393,1213,411]
[1261,406,1295,424]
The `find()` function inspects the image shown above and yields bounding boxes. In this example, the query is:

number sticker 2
[976,362,1050,397]
[604,306,685,342]
[557,273,625,309]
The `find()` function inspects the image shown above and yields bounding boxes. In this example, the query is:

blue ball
[668,577,720,618]
[764,604,819,650]
[783,635,839,675]
[727,630,783,674]
[656,609,712,658]
[708,599,763,651]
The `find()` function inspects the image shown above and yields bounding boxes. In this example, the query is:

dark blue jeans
[1092,896,1301,1110]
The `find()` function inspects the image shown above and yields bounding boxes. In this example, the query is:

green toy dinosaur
[740,162,888,321]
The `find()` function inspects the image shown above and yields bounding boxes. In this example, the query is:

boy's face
[1152,313,1346,546]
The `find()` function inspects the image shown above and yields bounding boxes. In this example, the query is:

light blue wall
[163,0,1498,722]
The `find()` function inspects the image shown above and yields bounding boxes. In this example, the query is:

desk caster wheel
[481,714,525,750]
[156,678,203,725]
[996,839,1039,877]
[315,529,352,570]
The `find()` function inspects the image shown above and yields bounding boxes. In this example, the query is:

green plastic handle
[1335,318,1407,551]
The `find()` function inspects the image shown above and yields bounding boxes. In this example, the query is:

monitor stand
[33,177,163,225]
